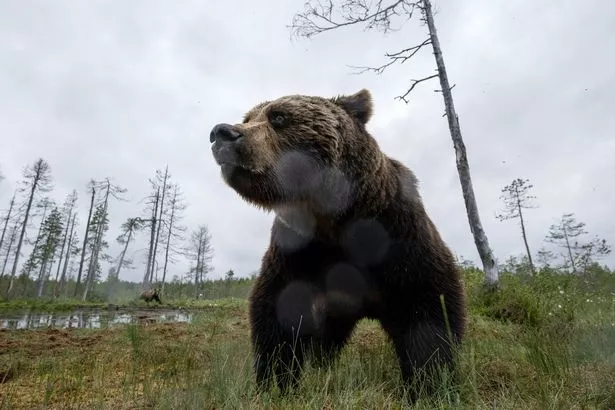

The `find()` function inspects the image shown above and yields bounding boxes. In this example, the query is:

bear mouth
[217,161,263,175]
[219,162,255,179]
[212,142,264,175]
[216,158,271,191]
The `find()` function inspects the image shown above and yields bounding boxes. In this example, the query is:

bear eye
[269,112,287,128]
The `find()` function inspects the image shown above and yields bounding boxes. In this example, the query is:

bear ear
[331,89,373,124]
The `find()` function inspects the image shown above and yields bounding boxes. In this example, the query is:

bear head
[210,89,401,233]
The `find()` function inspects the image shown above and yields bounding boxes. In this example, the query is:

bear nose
[210,123,244,143]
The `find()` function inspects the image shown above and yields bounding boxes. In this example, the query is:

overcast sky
[0,0,613,283]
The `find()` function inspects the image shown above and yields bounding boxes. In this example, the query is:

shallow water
[0,309,194,330]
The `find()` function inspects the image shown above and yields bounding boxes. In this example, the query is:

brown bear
[140,288,162,304]
[209,89,466,401]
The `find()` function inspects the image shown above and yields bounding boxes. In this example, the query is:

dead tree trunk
[143,188,160,286]
[0,192,16,253]
[161,196,176,294]
[82,229,100,301]
[194,238,202,300]
[515,186,535,274]
[115,226,134,281]
[563,228,576,273]
[83,199,108,301]
[7,193,37,297]
[56,213,76,297]
[22,199,50,281]
[151,167,169,285]
[0,220,19,280]
[422,0,499,285]
[75,184,96,296]
[53,211,71,293]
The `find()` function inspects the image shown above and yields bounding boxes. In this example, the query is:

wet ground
[0,308,194,330]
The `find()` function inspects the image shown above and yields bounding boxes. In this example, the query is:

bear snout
[211,140,239,168]
[209,123,244,143]
[210,124,245,170]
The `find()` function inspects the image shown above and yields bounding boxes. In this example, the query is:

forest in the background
[0,158,234,303]
[0,158,612,304]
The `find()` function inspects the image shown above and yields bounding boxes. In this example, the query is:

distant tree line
[482,177,611,275]
[0,158,216,301]
[1,163,612,303]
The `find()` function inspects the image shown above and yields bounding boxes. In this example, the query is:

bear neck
[340,131,408,218]
[273,155,409,243]
[352,155,402,215]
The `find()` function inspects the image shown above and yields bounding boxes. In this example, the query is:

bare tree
[290,0,500,285]
[52,190,78,292]
[75,180,96,296]
[0,219,19,280]
[151,167,171,283]
[139,167,175,289]
[7,158,53,297]
[143,186,160,286]
[496,178,538,274]
[0,193,20,281]
[545,213,610,273]
[0,191,17,255]
[55,212,78,297]
[160,183,187,294]
[187,225,214,299]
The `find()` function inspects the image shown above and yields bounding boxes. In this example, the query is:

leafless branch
[395,74,438,103]
[289,0,421,39]
[348,37,431,75]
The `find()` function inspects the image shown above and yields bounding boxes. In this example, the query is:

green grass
[0,296,247,314]
[0,298,111,312]
[1,271,614,409]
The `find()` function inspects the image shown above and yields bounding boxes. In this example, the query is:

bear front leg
[252,332,305,395]
[385,320,457,402]
[249,242,328,395]
[250,295,307,395]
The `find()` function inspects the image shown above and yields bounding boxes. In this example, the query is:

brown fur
[210,89,466,401]
[140,288,161,304]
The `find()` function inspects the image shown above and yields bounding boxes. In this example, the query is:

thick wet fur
[210,89,466,401]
